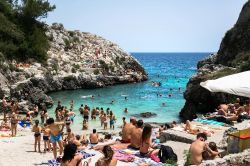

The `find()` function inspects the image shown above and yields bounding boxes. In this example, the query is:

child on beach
[32,120,42,152]
[109,111,116,130]
[42,123,51,152]
[46,117,65,159]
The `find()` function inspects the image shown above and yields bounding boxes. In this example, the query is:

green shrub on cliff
[0,0,55,63]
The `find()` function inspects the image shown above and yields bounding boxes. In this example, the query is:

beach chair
[227,128,250,153]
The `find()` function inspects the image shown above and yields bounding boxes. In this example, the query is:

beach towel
[18,121,30,127]
[48,159,60,166]
[114,151,135,162]
[195,118,224,126]
[79,150,96,159]
[134,158,162,166]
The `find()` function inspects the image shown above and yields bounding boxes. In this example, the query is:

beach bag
[158,145,177,163]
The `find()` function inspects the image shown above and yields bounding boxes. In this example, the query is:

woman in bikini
[139,124,159,157]
[96,145,117,166]
[61,143,84,166]
[32,120,42,152]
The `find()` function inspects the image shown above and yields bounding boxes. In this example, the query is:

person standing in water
[109,111,116,130]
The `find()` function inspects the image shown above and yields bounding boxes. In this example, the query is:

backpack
[158,145,177,163]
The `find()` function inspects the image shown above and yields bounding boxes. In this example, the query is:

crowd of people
[1,95,250,165]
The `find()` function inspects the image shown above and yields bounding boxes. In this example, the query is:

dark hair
[46,118,54,125]
[67,128,71,133]
[62,143,77,162]
[141,124,152,143]
[102,145,114,161]
[75,135,80,140]
[137,119,144,127]
[93,129,96,133]
[122,117,126,120]
[104,134,112,140]
[209,142,218,151]
[35,120,39,126]
[81,104,83,107]
[110,111,113,116]
[197,133,207,140]
[164,123,171,129]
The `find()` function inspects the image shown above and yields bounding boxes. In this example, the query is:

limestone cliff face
[180,1,250,121]
[0,23,147,110]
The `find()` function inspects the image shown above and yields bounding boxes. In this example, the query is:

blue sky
[45,0,247,52]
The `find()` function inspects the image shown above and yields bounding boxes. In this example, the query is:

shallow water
[48,53,208,131]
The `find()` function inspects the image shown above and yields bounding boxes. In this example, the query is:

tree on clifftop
[0,0,55,63]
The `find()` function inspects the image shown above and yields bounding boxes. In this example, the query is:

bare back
[190,140,205,165]
[130,127,142,149]
[122,123,135,141]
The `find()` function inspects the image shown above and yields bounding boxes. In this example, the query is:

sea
[47,53,208,131]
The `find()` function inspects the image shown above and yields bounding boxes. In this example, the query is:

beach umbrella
[200,71,250,98]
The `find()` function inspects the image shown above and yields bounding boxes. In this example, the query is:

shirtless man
[90,129,99,145]
[83,107,89,122]
[121,117,136,143]
[129,119,143,149]
[65,128,75,144]
[73,135,86,150]
[46,118,64,159]
[190,133,219,165]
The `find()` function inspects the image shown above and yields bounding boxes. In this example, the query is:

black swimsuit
[34,133,41,137]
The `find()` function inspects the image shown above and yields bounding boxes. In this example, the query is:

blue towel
[196,119,224,126]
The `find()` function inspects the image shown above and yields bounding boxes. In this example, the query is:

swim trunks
[50,134,62,143]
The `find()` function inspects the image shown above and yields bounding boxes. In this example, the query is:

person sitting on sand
[129,119,144,150]
[189,133,219,165]
[121,117,136,143]
[202,142,220,160]
[96,145,117,166]
[90,129,99,145]
[42,123,51,152]
[73,135,86,150]
[170,121,177,128]
[61,143,85,166]
[46,118,65,159]
[64,128,75,145]
[139,124,159,157]
[0,118,10,130]
[10,112,18,137]
[32,120,42,152]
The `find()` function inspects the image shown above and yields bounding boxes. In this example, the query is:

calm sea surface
[48,53,208,130]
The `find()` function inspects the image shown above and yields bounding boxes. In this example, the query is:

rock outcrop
[0,23,148,110]
[180,0,250,121]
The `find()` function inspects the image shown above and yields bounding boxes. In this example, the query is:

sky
[45,0,247,53]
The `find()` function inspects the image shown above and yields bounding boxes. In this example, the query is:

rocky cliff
[0,23,147,110]
[180,0,250,120]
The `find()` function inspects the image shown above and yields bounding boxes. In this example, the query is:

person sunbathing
[0,118,10,130]
[139,124,159,157]
[73,135,86,150]
[184,120,200,135]
[61,143,84,166]
[90,129,99,145]
[129,120,144,150]
[46,117,65,159]
[121,117,136,143]
[96,145,117,166]
[32,120,42,152]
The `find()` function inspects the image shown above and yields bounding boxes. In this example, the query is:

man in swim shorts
[46,118,65,159]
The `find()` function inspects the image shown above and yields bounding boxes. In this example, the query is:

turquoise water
[48,53,208,130]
